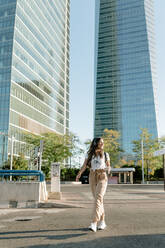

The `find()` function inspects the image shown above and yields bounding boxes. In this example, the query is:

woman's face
[97,138,104,150]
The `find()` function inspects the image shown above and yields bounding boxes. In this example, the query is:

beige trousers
[89,169,108,223]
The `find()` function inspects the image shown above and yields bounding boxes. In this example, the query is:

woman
[76,137,111,232]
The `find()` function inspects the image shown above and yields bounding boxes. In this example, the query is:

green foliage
[2,154,28,181]
[41,164,50,179]
[134,166,142,182]
[159,136,165,147]
[84,139,92,152]
[132,128,161,179]
[132,128,159,159]
[154,167,164,179]
[60,167,89,181]
[69,134,84,157]
[61,168,68,181]
[25,132,71,162]
[3,154,28,170]
[24,132,81,177]
[68,134,84,167]
[102,129,122,166]
[60,168,79,181]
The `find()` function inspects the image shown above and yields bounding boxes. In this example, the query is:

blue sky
[70,0,165,143]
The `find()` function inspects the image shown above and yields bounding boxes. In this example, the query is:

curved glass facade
[94,0,158,155]
[0,0,70,164]
[0,0,16,162]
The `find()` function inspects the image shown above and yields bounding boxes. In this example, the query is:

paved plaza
[0,184,165,248]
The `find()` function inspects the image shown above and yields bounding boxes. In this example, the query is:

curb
[38,201,84,209]
[61,181,82,185]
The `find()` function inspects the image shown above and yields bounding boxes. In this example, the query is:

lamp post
[69,135,76,168]
[10,136,14,181]
[141,138,145,184]
[39,140,43,171]
[163,154,165,192]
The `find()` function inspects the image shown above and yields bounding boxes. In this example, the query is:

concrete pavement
[0,184,165,247]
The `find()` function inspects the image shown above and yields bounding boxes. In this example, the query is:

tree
[24,132,80,177]
[134,166,142,182]
[84,139,92,151]
[102,129,122,166]
[68,134,84,168]
[154,167,164,179]
[132,128,160,180]
[61,168,79,181]
[3,154,28,170]
[159,136,165,148]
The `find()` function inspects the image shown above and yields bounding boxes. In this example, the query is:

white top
[85,152,110,171]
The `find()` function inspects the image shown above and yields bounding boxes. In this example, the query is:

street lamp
[33,140,43,171]
[69,135,77,168]
[141,138,145,184]
[10,136,15,181]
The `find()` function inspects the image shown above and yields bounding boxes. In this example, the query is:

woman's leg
[89,170,97,198]
[89,171,98,232]
[92,173,107,223]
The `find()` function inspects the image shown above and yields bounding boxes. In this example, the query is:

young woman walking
[76,137,111,232]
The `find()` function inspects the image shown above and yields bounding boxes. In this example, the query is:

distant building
[0,0,70,164]
[94,0,158,155]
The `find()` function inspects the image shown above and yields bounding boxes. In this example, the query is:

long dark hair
[86,137,104,168]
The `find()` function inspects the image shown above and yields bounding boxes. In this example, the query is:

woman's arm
[76,159,87,181]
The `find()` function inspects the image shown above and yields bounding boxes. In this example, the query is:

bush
[2,155,28,170]
[154,168,164,179]
[42,164,51,179]
[61,168,79,181]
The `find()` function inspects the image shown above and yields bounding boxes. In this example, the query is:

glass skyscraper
[0,0,70,164]
[94,0,158,155]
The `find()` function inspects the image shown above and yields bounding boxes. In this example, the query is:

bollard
[50,163,61,200]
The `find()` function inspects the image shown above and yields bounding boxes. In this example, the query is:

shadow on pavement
[21,233,165,248]
[0,232,87,241]
[0,228,88,236]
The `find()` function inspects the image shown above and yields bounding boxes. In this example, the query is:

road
[0,184,165,248]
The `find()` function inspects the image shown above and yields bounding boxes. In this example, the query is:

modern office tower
[0,0,70,164]
[94,0,158,155]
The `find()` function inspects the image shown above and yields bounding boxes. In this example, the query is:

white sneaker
[98,221,107,230]
[89,222,97,232]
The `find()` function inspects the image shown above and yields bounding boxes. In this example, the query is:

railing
[0,170,45,182]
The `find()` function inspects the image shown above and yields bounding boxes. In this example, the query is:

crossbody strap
[104,152,107,163]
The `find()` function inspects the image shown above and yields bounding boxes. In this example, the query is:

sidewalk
[44,183,165,208]
[0,184,165,248]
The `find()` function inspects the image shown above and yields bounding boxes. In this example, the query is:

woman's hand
[107,166,111,175]
[76,159,87,182]
[76,173,81,182]
[106,160,111,174]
